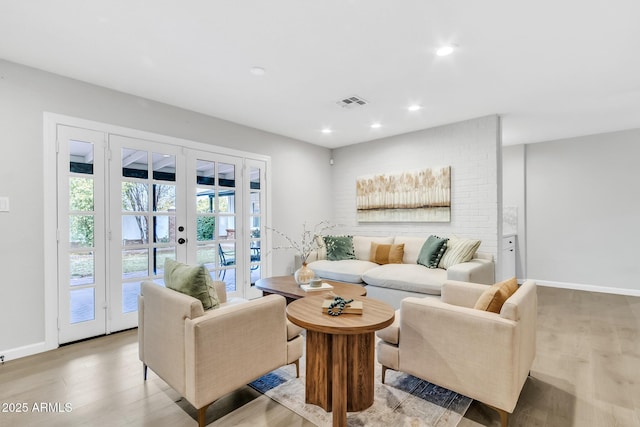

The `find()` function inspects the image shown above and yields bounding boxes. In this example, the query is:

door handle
[178,238,186,244]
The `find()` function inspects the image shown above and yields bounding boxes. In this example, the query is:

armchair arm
[446,257,495,284]
[184,294,288,409]
[399,297,522,412]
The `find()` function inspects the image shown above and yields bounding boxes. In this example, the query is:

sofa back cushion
[353,236,395,260]
[369,242,405,264]
[393,236,428,264]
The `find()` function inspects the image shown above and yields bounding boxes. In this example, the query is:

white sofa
[306,235,495,309]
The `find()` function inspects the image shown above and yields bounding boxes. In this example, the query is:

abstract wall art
[356,166,451,222]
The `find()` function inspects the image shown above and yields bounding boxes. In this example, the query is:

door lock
[178,226,185,232]
[178,238,186,244]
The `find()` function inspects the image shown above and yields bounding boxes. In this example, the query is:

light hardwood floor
[1,286,639,427]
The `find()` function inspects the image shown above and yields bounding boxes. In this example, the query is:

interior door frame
[43,113,271,349]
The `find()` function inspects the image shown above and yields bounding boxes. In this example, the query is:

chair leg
[294,359,300,378]
[143,364,148,381]
[486,404,509,427]
[197,404,210,427]
[381,365,388,383]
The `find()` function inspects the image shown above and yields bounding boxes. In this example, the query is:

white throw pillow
[438,236,481,269]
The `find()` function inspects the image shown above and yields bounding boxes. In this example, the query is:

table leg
[332,334,348,427]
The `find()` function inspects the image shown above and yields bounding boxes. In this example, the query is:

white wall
[0,59,332,356]
[524,129,640,294]
[330,115,501,261]
[502,144,526,279]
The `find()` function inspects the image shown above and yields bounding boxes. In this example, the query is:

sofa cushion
[393,236,428,264]
[474,277,518,313]
[417,235,448,268]
[164,259,220,310]
[353,236,395,260]
[362,264,445,295]
[307,259,379,283]
[369,242,405,265]
[323,235,356,261]
[439,236,481,269]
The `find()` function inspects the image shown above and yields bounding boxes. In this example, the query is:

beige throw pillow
[369,242,404,265]
[438,236,481,269]
[474,277,518,314]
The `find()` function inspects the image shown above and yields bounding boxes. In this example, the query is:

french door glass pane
[250,191,260,214]
[122,182,149,212]
[122,248,149,278]
[197,243,216,269]
[153,247,175,276]
[122,148,148,178]
[70,288,95,323]
[218,162,235,187]
[196,188,215,213]
[69,215,94,248]
[122,281,141,314]
[196,215,215,241]
[219,242,236,266]
[152,152,176,181]
[70,251,94,286]
[69,177,94,210]
[153,216,174,243]
[154,184,175,212]
[69,140,94,174]
[122,215,149,245]
[219,190,235,213]
[196,160,215,185]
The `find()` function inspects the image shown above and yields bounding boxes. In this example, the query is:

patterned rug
[250,357,471,427]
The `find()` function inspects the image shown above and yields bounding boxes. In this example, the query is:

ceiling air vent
[337,95,369,109]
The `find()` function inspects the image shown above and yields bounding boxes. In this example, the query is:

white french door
[57,125,108,343]
[57,124,267,343]
[107,135,186,331]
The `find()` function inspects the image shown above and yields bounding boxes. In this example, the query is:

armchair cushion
[164,259,220,310]
[369,242,405,265]
[474,277,518,313]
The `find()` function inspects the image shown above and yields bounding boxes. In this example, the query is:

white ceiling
[1,0,639,148]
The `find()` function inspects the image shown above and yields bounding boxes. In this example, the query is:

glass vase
[294,263,315,285]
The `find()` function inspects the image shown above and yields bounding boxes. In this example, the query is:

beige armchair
[377,280,537,427]
[138,280,303,427]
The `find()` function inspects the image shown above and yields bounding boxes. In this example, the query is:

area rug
[250,356,471,427]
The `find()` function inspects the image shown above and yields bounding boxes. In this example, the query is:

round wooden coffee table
[286,295,394,427]
[255,275,366,304]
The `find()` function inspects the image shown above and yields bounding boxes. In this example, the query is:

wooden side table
[286,295,394,427]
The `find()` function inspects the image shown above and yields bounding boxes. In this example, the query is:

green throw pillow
[164,259,220,310]
[323,236,356,261]
[417,235,449,269]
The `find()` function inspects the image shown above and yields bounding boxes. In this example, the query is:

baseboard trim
[0,341,57,363]
[532,279,640,297]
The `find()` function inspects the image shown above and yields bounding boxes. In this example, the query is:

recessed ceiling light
[321,128,332,134]
[250,66,266,76]
[436,45,456,56]
[408,105,422,112]
[371,122,382,129]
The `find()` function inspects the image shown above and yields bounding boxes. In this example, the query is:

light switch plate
[0,197,9,212]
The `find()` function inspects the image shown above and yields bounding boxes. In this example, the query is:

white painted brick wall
[330,116,500,260]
